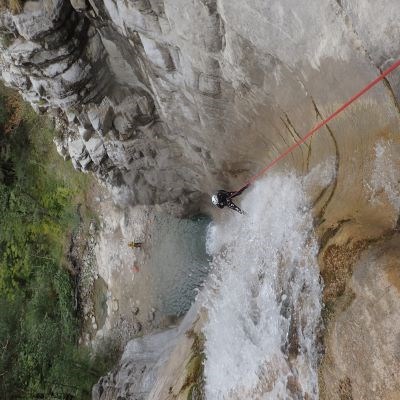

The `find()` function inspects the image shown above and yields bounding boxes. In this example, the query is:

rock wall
[319,235,400,400]
[92,299,204,400]
[92,327,180,400]
[1,0,399,215]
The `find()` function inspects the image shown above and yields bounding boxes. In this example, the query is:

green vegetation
[0,86,107,399]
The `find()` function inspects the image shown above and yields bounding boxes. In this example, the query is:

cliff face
[319,235,400,399]
[1,0,399,214]
[1,1,400,399]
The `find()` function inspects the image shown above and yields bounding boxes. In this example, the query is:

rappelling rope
[231,59,400,196]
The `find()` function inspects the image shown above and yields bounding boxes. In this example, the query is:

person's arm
[229,183,250,199]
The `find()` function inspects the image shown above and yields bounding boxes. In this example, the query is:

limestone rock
[70,0,88,12]
[85,135,106,165]
[1,0,398,216]
[92,304,200,400]
[68,137,86,160]
[53,137,69,159]
[87,102,114,135]
[319,236,400,400]
[92,327,179,400]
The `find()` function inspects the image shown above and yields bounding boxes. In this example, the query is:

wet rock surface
[319,235,400,400]
[92,327,180,400]
[92,304,203,400]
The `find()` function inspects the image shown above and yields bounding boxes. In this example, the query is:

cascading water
[202,168,332,399]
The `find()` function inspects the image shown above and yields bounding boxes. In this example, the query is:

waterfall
[203,170,330,399]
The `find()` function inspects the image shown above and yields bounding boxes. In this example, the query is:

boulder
[70,0,88,12]
[85,135,106,165]
[87,103,114,135]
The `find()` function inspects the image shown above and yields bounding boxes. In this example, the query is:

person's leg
[227,199,244,214]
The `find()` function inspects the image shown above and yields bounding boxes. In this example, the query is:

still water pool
[146,214,211,316]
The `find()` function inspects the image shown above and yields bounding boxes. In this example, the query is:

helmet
[211,194,219,206]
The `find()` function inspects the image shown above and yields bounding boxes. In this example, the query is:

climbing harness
[231,59,400,196]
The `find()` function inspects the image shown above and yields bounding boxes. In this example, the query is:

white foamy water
[203,172,324,400]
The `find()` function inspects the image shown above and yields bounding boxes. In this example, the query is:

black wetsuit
[214,185,249,214]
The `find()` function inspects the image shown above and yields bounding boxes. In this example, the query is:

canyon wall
[1,0,399,218]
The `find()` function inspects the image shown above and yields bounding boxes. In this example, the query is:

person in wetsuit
[211,184,249,214]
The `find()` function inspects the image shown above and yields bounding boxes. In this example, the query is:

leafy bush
[0,85,105,399]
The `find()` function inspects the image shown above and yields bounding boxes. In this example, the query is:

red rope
[232,59,400,195]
